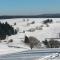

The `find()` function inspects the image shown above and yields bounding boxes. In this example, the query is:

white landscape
[0,18,60,60]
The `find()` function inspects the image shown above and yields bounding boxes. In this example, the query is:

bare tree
[29,36,41,49]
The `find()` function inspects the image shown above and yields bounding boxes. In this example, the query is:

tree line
[0,22,17,40]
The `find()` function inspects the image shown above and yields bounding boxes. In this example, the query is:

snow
[0,18,60,59]
[0,43,29,55]
[35,53,59,60]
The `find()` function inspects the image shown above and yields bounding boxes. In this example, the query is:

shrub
[46,24,49,27]
[8,39,13,43]
[43,39,60,48]
[36,26,43,30]
[43,19,53,24]
[14,23,16,25]
[48,39,60,48]
[43,39,48,45]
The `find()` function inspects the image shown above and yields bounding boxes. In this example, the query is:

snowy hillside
[0,18,60,55]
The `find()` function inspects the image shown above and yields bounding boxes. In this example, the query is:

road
[0,48,60,60]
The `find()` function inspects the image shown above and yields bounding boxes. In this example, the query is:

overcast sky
[0,0,60,15]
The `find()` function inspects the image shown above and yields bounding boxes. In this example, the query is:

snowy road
[0,52,51,60]
[0,48,60,60]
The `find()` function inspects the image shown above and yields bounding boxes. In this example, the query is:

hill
[0,14,60,19]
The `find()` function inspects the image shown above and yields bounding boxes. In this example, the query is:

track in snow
[0,48,60,60]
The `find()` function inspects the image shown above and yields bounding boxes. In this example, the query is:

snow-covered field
[0,18,60,60]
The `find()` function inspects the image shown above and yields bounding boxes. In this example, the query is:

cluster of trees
[43,19,53,24]
[43,39,60,48]
[24,36,60,49]
[24,36,41,49]
[0,22,17,40]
